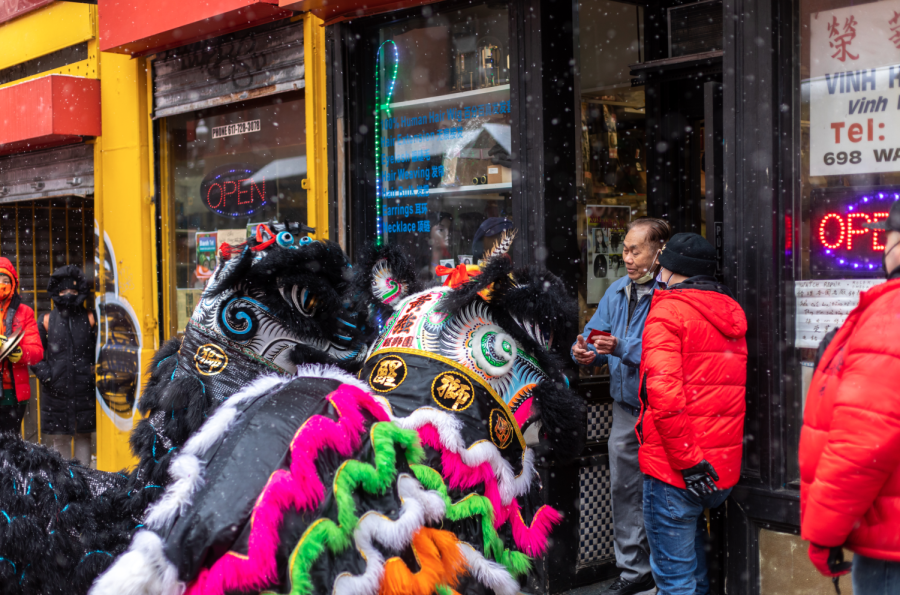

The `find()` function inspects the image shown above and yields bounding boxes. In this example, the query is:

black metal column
[722,0,801,591]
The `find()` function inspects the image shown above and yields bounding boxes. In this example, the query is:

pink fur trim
[185,384,389,595]
[415,424,560,557]
[512,398,532,428]
[509,501,561,557]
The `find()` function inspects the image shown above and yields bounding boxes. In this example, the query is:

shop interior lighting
[375,40,399,247]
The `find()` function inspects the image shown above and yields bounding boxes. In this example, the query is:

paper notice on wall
[794,279,883,348]
[216,229,247,266]
[809,2,900,176]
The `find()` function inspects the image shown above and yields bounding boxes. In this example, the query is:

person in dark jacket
[0,257,43,434]
[31,265,96,464]
[637,233,748,595]
[571,217,671,595]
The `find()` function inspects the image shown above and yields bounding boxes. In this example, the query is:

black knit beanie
[658,232,717,278]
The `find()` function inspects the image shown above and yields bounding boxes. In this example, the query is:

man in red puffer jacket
[636,233,747,595]
[800,200,900,595]
[0,257,43,434]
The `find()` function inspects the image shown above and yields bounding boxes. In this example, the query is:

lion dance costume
[0,222,584,595]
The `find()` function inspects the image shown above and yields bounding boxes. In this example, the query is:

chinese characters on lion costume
[0,222,584,595]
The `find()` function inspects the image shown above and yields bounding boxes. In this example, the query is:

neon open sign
[811,187,899,277]
[200,164,269,218]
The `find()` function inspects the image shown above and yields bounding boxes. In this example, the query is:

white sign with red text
[810,1,900,176]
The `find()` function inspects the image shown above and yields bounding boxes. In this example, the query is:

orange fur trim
[379,528,466,595]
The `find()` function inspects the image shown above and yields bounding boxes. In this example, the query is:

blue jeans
[643,475,730,595]
[852,554,900,595]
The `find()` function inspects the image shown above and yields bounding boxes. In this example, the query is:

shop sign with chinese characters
[810,1,900,176]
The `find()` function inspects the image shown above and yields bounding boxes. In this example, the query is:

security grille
[0,196,94,443]
[153,19,305,118]
[578,461,615,568]
[668,0,723,58]
[586,401,613,443]
[0,197,93,316]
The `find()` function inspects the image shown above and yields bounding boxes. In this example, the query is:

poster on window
[810,1,900,176]
[195,231,217,287]
[794,279,883,348]
[586,205,630,304]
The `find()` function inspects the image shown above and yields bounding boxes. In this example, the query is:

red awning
[0,0,54,25]
[99,0,293,56]
[0,75,101,157]
[279,0,436,25]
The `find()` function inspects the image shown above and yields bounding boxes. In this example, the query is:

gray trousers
[609,401,652,581]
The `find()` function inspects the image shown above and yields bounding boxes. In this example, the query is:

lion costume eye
[470,326,516,377]
[440,302,518,380]
[292,286,317,317]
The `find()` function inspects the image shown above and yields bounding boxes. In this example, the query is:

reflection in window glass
[166,93,307,331]
[373,4,512,283]
[575,0,646,377]
[794,0,896,477]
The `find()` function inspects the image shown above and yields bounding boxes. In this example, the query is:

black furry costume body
[0,224,368,595]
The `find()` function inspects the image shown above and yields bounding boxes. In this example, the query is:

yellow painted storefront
[0,2,153,471]
[0,3,330,472]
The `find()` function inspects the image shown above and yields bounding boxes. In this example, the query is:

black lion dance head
[0,222,368,595]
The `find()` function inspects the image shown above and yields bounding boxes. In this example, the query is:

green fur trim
[284,422,423,595]
[410,464,533,577]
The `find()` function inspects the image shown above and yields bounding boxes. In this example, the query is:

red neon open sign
[205,179,266,210]
[810,188,897,276]
[200,164,269,218]
[818,211,890,251]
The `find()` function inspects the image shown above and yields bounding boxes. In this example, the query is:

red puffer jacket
[636,279,748,489]
[800,278,900,560]
[0,257,43,402]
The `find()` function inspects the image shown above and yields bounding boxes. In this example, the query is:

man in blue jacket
[572,217,670,595]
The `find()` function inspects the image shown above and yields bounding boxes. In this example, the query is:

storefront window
[795,0,895,475]
[165,93,307,331]
[370,3,512,283]
[575,0,647,377]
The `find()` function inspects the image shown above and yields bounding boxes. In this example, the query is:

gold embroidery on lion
[369,356,407,392]
[432,371,475,411]
[490,409,514,449]
[195,344,229,376]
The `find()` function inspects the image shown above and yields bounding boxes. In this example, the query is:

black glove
[682,460,720,497]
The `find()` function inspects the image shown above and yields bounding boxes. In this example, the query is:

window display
[575,0,646,376]
[794,0,900,477]
[165,93,308,332]
[370,3,512,283]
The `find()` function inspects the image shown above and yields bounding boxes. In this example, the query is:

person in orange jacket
[0,257,44,434]
[800,199,900,594]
